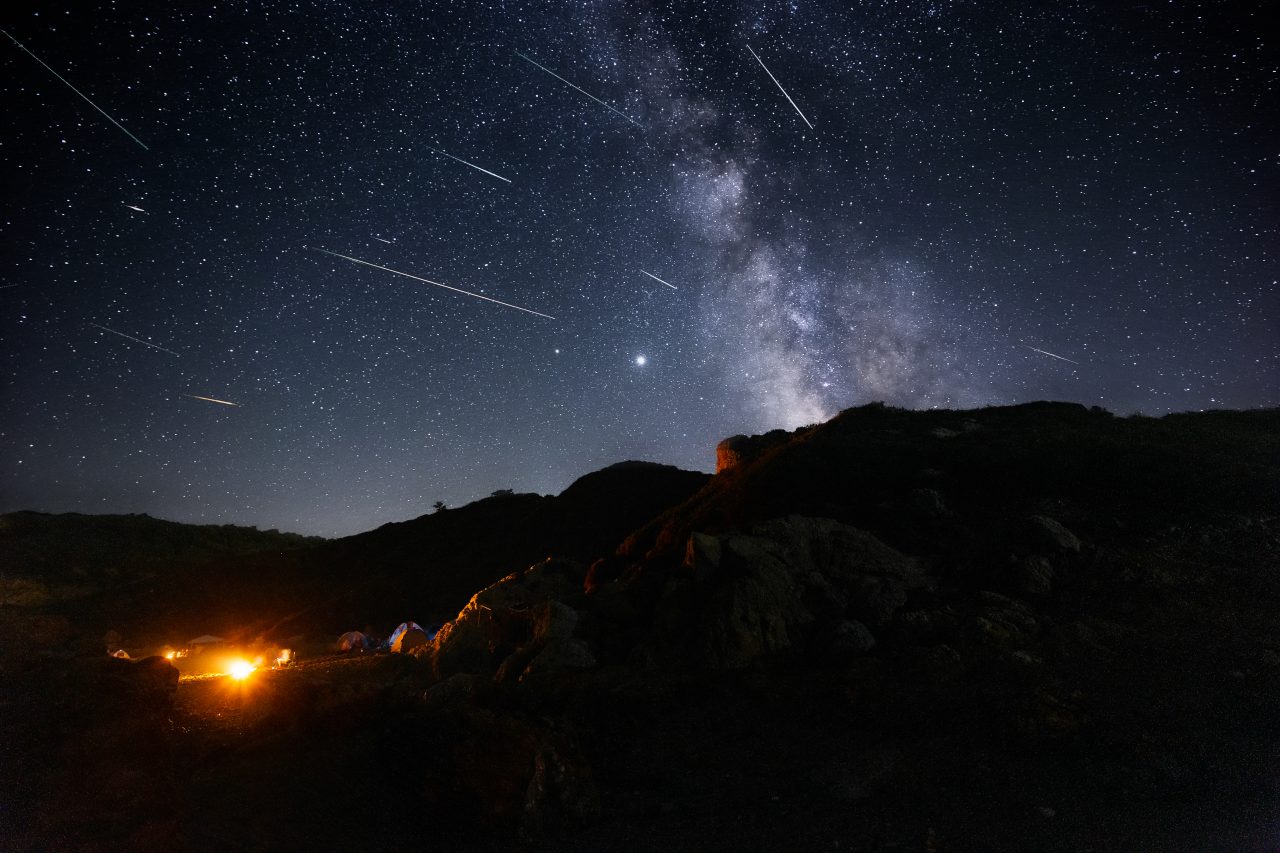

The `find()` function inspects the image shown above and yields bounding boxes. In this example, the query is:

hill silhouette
[0,460,710,648]
[622,401,1279,562]
[0,511,318,587]
[284,459,711,637]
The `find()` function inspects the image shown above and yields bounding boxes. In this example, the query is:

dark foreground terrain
[2,402,1278,851]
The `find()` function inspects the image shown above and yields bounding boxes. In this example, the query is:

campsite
[2,403,1279,850]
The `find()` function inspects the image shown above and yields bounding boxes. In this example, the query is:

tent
[388,621,428,654]
[337,630,368,652]
[188,635,226,655]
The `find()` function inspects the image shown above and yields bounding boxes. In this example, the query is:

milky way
[1,2,1274,535]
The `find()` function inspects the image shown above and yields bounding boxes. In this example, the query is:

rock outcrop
[1024,515,1083,554]
[714,429,795,472]
[645,516,930,668]
[419,557,596,682]
[421,703,601,841]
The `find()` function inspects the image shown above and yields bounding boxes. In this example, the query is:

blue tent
[386,621,427,653]
[337,630,368,652]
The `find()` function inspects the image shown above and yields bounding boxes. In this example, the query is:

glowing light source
[228,659,256,680]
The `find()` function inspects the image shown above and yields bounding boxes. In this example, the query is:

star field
[1,2,1275,535]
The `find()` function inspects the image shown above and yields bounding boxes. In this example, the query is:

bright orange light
[228,659,255,680]
[164,651,176,660]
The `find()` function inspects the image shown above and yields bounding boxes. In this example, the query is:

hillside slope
[620,401,1279,563]
[0,511,319,607]
[0,461,710,647]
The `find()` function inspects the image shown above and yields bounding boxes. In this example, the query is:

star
[0,2,1267,535]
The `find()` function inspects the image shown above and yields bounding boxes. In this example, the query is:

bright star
[635,355,647,366]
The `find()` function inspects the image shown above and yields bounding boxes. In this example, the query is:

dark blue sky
[2,1,1275,535]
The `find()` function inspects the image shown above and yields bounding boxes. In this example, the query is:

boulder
[684,531,723,578]
[1014,688,1089,742]
[909,487,949,519]
[522,733,601,841]
[426,707,599,840]
[419,558,591,679]
[799,571,847,618]
[759,516,927,630]
[647,516,925,668]
[531,600,579,643]
[522,639,598,678]
[1013,555,1055,597]
[889,608,957,646]
[1025,515,1082,553]
[969,591,1040,650]
[422,673,484,710]
[903,643,965,683]
[827,619,877,660]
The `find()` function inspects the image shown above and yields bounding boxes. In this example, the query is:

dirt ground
[158,624,1279,853]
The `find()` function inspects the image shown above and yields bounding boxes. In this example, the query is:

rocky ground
[2,402,1277,851]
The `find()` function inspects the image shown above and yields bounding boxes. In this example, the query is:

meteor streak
[187,394,239,407]
[88,322,179,356]
[373,237,394,244]
[1022,344,1081,366]
[123,204,146,213]
[2,29,150,151]
[640,270,677,290]
[426,147,512,183]
[746,43,814,130]
[307,246,556,320]
[516,51,642,128]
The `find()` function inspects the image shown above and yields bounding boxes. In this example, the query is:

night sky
[1,2,1275,536]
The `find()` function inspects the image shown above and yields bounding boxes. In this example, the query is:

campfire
[226,659,256,680]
